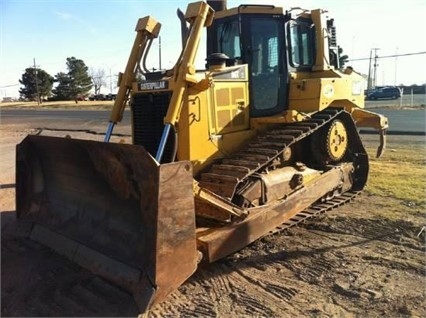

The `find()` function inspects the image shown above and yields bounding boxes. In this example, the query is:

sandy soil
[1,125,425,317]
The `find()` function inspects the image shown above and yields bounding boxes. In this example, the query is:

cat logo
[140,81,168,90]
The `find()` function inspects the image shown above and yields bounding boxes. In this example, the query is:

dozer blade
[16,135,198,312]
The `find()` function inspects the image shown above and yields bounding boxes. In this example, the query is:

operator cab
[207,5,316,117]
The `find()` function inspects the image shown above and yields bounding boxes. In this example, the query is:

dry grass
[365,139,426,207]
[0,100,113,109]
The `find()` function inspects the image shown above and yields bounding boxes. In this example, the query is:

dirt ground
[1,122,425,317]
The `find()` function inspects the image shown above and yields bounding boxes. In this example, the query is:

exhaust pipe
[206,0,227,57]
[207,0,227,11]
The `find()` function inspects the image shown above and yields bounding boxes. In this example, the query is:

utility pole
[367,49,373,91]
[159,36,162,70]
[372,48,380,88]
[394,47,398,86]
[33,58,40,106]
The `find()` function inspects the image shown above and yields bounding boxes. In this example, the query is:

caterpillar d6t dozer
[16,0,388,313]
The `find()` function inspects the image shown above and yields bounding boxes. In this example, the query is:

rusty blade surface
[16,135,198,312]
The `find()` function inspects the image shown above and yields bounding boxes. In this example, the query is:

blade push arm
[155,1,214,162]
[105,16,161,142]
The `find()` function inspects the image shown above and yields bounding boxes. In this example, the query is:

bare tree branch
[90,67,106,95]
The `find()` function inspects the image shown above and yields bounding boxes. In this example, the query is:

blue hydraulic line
[155,123,171,162]
[104,122,115,142]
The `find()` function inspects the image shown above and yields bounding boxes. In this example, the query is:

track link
[269,191,360,235]
[200,108,367,200]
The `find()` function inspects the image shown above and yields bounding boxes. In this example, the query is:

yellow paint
[289,69,366,113]
[125,2,387,176]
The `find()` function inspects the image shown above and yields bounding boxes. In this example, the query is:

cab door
[241,15,288,117]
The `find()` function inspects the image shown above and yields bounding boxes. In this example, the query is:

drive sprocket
[325,119,348,162]
[312,119,348,165]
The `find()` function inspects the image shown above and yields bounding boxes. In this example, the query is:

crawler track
[199,108,369,225]
[270,190,360,235]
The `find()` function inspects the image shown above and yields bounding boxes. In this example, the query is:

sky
[1,0,426,98]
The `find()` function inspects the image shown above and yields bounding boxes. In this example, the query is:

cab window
[288,20,315,67]
[216,20,241,59]
[248,18,281,112]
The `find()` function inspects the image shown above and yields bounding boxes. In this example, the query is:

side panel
[177,70,254,175]
[288,71,365,112]
[210,81,249,135]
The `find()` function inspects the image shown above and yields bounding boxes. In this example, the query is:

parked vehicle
[106,93,116,100]
[75,94,88,101]
[366,86,401,100]
[89,93,116,101]
[88,94,106,101]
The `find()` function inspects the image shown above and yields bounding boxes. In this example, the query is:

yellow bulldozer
[16,0,388,313]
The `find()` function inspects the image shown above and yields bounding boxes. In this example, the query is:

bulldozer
[16,0,388,313]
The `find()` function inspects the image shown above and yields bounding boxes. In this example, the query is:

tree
[53,57,92,100]
[90,67,106,95]
[52,72,72,100]
[19,67,54,102]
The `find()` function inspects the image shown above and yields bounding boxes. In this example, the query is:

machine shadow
[0,210,140,317]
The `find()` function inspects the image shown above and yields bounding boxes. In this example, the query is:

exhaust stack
[206,0,227,57]
[207,0,227,11]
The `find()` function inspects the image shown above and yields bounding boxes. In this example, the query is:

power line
[0,84,19,88]
[348,51,426,62]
